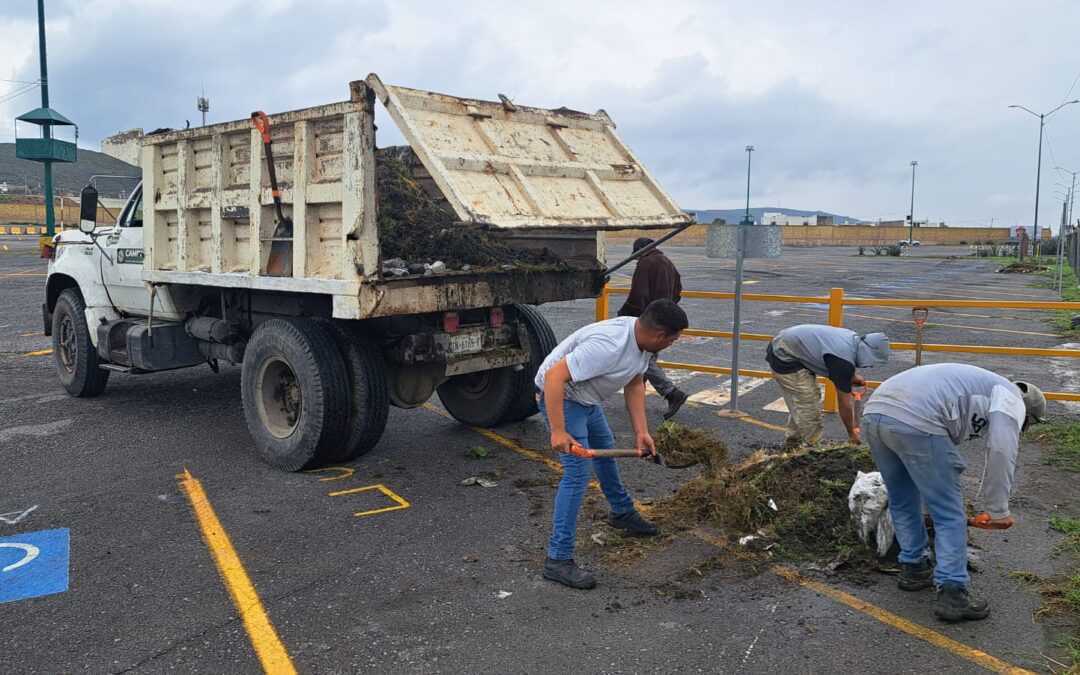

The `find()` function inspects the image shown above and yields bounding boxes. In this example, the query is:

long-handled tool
[251,111,293,277]
[852,384,865,438]
[565,444,697,469]
[912,306,929,366]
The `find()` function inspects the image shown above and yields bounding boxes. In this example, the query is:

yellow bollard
[595,284,609,322]
[823,287,845,413]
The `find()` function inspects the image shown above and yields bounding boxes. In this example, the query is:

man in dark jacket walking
[618,238,688,419]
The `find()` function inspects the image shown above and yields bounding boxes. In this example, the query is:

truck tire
[437,366,518,428]
[241,318,350,471]
[501,304,558,423]
[52,288,110,397]
[314,319,390,462]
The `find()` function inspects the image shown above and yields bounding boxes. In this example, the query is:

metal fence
[596,285,1080,410]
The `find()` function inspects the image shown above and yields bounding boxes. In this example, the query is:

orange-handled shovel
[564,444,695,469]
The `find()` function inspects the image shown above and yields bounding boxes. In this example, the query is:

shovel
[565,443,698,469]
[251,111,293,277]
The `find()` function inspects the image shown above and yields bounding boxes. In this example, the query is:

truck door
[100,186,151,315]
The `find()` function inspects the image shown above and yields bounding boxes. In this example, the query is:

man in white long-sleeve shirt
[863,363,1047,622]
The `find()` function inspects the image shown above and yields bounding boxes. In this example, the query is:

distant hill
[688,207,867,225]
[0,143,139,199]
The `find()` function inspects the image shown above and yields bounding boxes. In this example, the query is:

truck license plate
[449,332,483,354]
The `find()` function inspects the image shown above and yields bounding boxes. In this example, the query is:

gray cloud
[2,0,1079,229]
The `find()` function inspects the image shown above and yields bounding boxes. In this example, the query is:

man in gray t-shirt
[863,364,1046,622]
[536,299,689,590]
[766,324,890,447]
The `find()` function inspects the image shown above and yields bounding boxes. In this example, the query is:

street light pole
[908,160,917,243]
[743,145,755,225]
[1010,100,1080,261]
[1055,167,1078,294]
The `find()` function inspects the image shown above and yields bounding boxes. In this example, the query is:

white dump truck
[43,74,689,470]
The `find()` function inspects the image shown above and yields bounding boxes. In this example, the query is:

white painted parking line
[764,384,825,413]
[764,396,788,413]
[688,377,767,406]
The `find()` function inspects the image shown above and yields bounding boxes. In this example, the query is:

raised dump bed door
[367,74,690,232]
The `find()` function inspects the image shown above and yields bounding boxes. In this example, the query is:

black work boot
[543,558,596,590]
[662,389,689,420]
[897,560,934,591]
[934,583,990,622]
[608,510,660,537]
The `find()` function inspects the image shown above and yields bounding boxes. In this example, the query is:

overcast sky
[3,0,1080,230]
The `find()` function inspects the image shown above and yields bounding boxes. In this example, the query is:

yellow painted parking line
[328,483,410,518]
[737,415,788,432]
[301,466,355,481]
[0,265,47,280]
[176,469,297,675]
[17,348,53,357]
[18,331,44,337]
[423,402,564,473]
[771,566,1034,674]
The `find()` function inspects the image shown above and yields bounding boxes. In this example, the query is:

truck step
[99,364,137,374]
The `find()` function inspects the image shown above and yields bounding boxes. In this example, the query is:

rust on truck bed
[346,266,604,319]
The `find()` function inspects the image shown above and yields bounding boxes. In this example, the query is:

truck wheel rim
[455,370,493,400]
[255,355,302,439]
[58,314,76,374]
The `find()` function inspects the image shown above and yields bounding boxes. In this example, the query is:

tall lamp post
[908,160,918,244]
[1055,167,1078,294]
[1009,100,1080,260]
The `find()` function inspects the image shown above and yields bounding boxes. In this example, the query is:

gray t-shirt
[534,316,651,406]
[769,325,888,377]
[864,363,1026,518]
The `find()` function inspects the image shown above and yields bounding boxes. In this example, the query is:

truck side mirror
[79,186,98,234]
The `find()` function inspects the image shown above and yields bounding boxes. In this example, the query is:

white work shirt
[534,316,651,406]
[865,363,1026,518]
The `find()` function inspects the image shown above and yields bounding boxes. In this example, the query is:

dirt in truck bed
[375,149,565,271]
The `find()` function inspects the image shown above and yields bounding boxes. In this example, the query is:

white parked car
[898,239,921,247]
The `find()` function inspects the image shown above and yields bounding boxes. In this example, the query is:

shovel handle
[567,444,659,461]
[251,111,271,144]
[967,512,1015,530]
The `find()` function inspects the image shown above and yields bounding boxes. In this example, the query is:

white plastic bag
[848,471,896,558]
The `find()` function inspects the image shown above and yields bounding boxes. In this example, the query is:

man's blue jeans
[863,413,970,587]
[538,395,635,560]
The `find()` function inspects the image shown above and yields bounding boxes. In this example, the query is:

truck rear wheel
[314,319,390,462]
[437,366,518,428]
[500,304,558,423]
[241,318,350,471]
[52,288,110,397]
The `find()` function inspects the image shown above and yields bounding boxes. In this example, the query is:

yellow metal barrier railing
[597,285,1080,407]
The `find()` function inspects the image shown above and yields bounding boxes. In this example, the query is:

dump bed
[128,74,690,318]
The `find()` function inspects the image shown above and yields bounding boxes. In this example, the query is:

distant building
[762,212,834,226]
[876,218,939,228]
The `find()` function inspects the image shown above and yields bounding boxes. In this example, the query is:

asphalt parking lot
[1,237,1077,673]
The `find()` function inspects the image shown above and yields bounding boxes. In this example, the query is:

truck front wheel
[241,319,350,471]
[52,288,110,397]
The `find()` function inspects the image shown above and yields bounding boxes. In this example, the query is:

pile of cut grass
[650,424,876,560]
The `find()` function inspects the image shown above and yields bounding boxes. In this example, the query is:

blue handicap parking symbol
[0,528,70,604]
